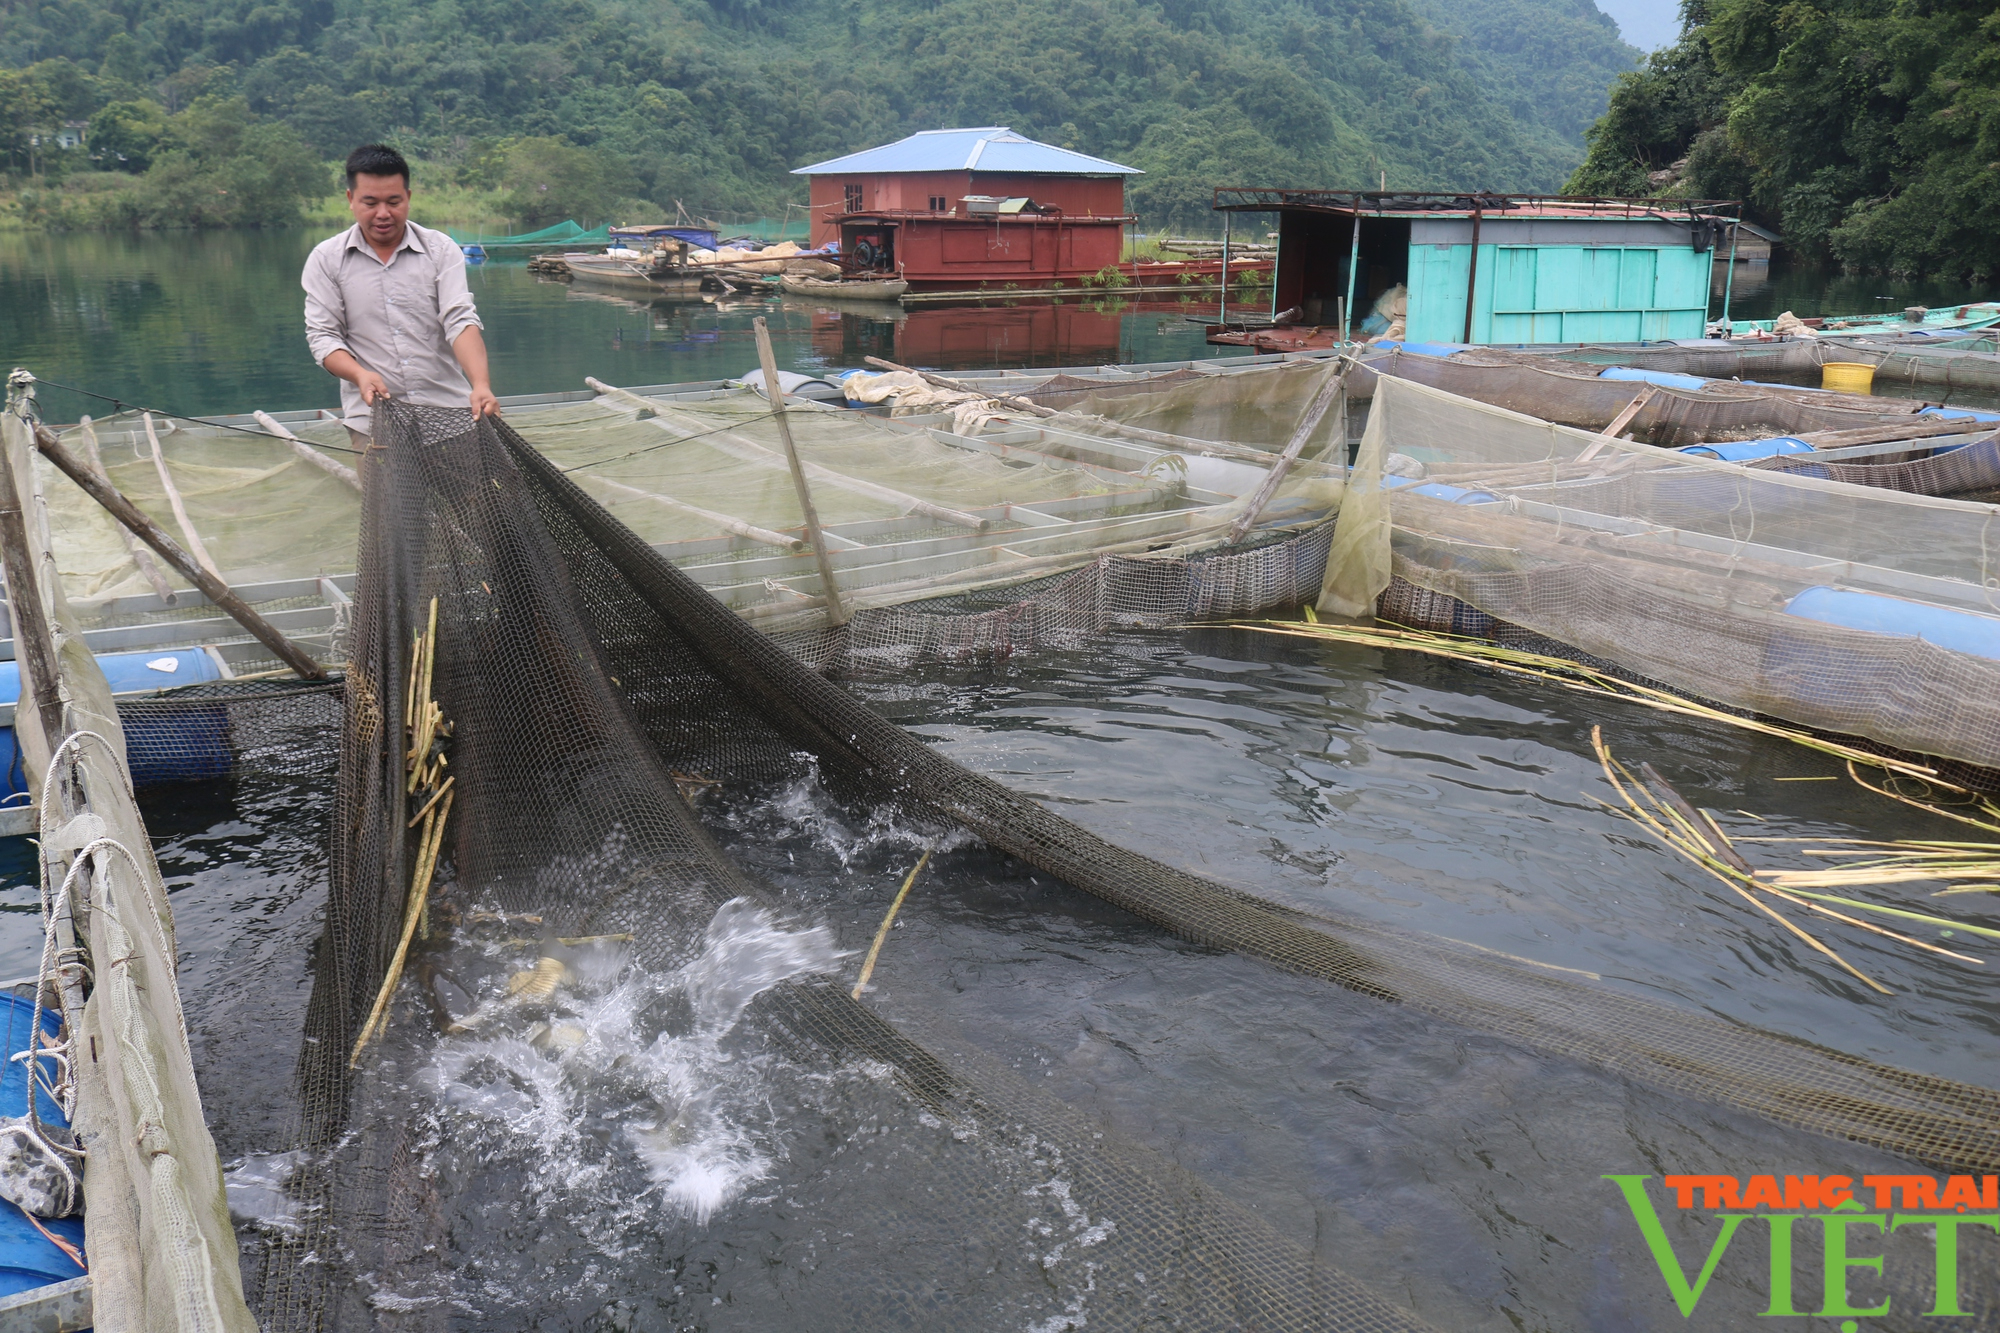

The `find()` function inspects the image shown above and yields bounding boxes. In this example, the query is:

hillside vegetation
[2,0,1637,230]
[1567,0,1999,278]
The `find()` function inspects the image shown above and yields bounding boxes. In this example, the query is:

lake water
[0,230,1246,421]
[1,230,1996,1328]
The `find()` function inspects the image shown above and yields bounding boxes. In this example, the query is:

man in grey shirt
[302,143,499,439]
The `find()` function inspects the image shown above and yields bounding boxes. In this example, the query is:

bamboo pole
[252,410,363,490]
[31,421,328,679]
[350,788,454,1065]
[1226,359,1348,544]
[79,416,177,604]
[752,317,847,626]
[852,849,931,998]
[144,412,221,581]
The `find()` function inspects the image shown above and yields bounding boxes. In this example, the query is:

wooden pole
[1461,206,1483,345]
[31,422,328,679]
[752,316,848,627]
[144,412,221,581]
[1575,384,1658,464]
[1225,360,1348,545]
[79,416,177,605]
[1719,216,1740,327]
[0,430,68,751]
[252,410,362,490]
[581,474,806,550]
[1218,209,1231,324]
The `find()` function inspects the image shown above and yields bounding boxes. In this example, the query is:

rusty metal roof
[1211,188,1739,220]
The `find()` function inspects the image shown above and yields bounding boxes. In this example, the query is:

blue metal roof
[793,128,1140,177]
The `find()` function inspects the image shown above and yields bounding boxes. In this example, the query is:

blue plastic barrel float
[1598,366,1709,392]
[1784,587,2000,660]
[0,647,228,797]
[1677,436,1814,462]
[0,992,86,1297]
[1761,587,2000,734]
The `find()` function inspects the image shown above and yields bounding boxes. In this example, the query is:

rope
[558,407,788,473]
[22,376,366,455]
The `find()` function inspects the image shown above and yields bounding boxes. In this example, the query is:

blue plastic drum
[0,993,85,1296]
[0,648,227,797]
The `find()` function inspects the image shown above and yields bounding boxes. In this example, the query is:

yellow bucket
[1822,361,1876,394]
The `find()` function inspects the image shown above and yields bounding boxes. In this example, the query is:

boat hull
[780,276,909,301]
[563,258,707,295]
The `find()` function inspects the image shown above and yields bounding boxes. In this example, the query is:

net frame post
[752,316,848,626]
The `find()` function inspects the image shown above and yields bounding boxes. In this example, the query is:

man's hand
[453,327,498,418]
[323,349,390,406]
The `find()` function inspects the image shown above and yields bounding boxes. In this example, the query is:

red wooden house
[793,128,1140,290]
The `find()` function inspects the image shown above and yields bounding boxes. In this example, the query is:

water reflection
[1,231,1243,420]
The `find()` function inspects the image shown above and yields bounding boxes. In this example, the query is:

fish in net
[259,401,2000,1328]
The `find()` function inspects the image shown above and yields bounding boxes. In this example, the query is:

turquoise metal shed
[1212,190,1742,345]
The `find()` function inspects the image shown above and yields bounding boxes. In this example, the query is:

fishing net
[32,383,1335,631]
[1052,349,1944,451]
[1339,374,2000,771]
[1348,350,1931,444]
[263,399,2000,1329]
[1844,340,2000,394]
[1,404,258,1331]
[258,401,1426,1332]
[114,680,342,788]
[1751,433,2000,497]
[1549,338,1831,378]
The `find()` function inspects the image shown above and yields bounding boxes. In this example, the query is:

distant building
[1214,189,1744,345]
[28,121,89,152]
[793,128,1139,290]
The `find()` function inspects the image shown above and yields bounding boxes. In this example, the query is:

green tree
[87,99,169,172]
[499,136,634,227]
[1568,0,2000,278]
[0,0,1663,231]
[0,66,61,175]
[122,97,327,227]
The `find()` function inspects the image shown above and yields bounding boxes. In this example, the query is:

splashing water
[419,896,844,1248]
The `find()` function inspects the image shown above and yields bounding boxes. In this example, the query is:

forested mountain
[2,0,1639,230]
[1567,0,1998,279]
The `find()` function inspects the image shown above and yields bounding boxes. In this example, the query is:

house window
[843,183,864,213]
[928,195,947,212]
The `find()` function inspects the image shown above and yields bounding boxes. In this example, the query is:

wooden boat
[561,253,706,295]
[780,274,908,301]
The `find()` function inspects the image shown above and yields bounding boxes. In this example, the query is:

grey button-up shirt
[302,220,484,431]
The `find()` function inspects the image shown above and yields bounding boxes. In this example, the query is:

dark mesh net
[263,402,2000,1329]
[1751,433,2000,496]
[117,679,341,787]
[260,401,1430,1331]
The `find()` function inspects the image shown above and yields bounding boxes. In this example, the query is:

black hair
[345,144,411,191]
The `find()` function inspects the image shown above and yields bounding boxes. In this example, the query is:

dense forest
[1567,0,1999,279]
[0,0,1637,230]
